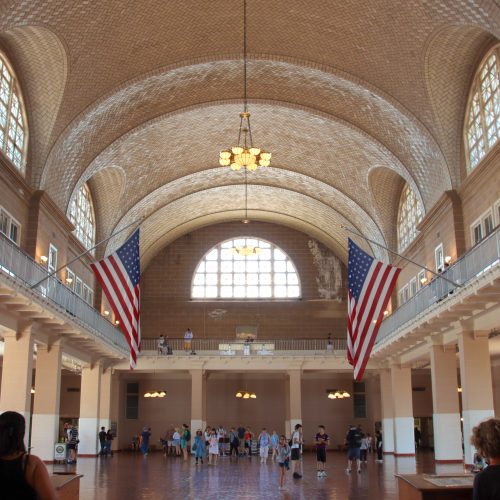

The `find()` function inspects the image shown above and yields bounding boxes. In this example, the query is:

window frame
[471,208,495,246]
[48,243,58,274]
[417,270,426,290]
[191,237,302,300]
[68,183,96,252]
[66,268,75,291]
[397,184,424,253]
[464,44,500,173]
[0,206,21,245]
[0,50,28,173]
[434,243,444,272]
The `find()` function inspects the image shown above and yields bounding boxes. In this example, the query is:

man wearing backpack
[229,427,239,459]
[345,424,362,473]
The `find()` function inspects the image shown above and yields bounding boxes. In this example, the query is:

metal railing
[140,337,347,354]
[376,227,500,344]
[0,233,129,354]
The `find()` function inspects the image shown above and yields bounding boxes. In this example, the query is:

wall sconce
[420,276,428,285]
[65,277,73,285]
[40,255,48,264]
[30,388,35,394]
[444,256,452,267]
[115,320,120,325]
[383,310,389,316]
[457,387,462,393]
[102,310,110,316]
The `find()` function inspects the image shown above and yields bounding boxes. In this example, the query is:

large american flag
[347,238,400,381]
[91,229,141,369]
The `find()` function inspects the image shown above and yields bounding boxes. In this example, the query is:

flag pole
[341,225,462,288]
[30,217,145,289]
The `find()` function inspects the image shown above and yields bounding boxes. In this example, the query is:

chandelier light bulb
[243,392,250,399]
[236,391,243,398]
[250,393,257,399]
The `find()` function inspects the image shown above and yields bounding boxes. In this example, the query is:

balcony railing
[0,233,129,354]
[376,227,500,344]
[140,337,347,355]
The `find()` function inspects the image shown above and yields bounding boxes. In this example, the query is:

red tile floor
[52,450,466,500]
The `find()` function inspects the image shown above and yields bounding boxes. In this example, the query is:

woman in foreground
[0,411,58,499]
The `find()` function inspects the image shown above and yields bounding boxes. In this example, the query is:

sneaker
[345,468,352,473]
[321,471,327,477]
[292,472,302,479]
[317,471,322,477]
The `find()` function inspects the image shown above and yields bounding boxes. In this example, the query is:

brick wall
[140,221,347,341]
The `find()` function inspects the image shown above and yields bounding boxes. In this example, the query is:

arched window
[397,184,423,253]
[465,45,500,172]
[192,237,301,299]
[69,183,96,250]
[0,52,27,171]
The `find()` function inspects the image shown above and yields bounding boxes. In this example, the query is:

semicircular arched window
[397,184,423,253]
[465,45,500,173]
[191,237,301,299]
[69,183,96,251]
[0,52,28,172]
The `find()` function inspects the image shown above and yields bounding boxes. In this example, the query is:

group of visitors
[2,410,500,497]
[157,328,195,355]
[98,427,114,456]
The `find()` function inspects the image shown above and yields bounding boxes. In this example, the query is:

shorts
[279,459,290,469]
[173,439,180,446]
[67,443,77,450]
[347,447,361,460]
[316,447,326,462]
[291,448,300,461]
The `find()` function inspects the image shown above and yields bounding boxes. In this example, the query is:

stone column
[458,330,495,464]
[391,364,415,456]
[284,375,291,437]
[98,368,113,451]
[0,326,34,445]
[78,364,102,455]
[31,341,63,461]
[379,369,394,454]
[190,369,206,433]
[288,370,302,436]
[430,343,463,462]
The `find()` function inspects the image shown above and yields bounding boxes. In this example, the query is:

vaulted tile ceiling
[1,0,498,266]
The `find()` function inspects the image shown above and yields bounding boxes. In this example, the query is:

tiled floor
[53,450,466,500]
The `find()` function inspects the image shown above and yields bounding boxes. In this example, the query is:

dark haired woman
[0,411,57,499]
[471,418,500,500]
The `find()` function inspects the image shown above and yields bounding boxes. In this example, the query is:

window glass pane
[274,273,287,285]
[220,261,232,273]
[247,273,258,285]
[247,286,259,298]
[220,286,233,298]
[274,249,286,260]
[397,184,423,252]
[205,274,218,285]
[220,274,232,285]
[259,286,272,297]
[68,184,95,251]
[205,286,218,298]
[234,274,246,285]
[274,261,287,272]
[192,286,204,298]
[258,249,271,260]
[246,261,258,273]
[259,273,272,285]
[287,273,299,285]
[274,285,287,297]
[205,261,218,273]
[287,286,300,297]
[259,261,271,272]
[196,262,206,273]
[221,249,233,260]
[193,274,205,285]
[233,261,245,273]
[234,286,245,298]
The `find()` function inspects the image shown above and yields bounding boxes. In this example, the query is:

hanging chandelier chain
[243,0,248,111]
[218,0,271,171]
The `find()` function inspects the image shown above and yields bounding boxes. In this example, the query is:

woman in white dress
[208,428,219,465]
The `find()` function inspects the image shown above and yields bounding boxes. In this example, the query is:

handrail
[140,337,347,353]
[376,227,500,344]
[0,232,129,354]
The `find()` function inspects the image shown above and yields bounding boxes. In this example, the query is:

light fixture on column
[65,277,73,285]
[235,390,257,399]
[218,0,271,171]
[40,255,48,264]
[144,390,167,398]
[327,389,350,399]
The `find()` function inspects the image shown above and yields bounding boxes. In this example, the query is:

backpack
[185,429,191,441]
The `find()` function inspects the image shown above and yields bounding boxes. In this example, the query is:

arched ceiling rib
[46,59,450,215]
[112,185,382,269]
[96,166,386,259]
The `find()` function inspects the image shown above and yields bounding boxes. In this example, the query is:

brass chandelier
[219,0,271,171]
[327,389,351,399]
